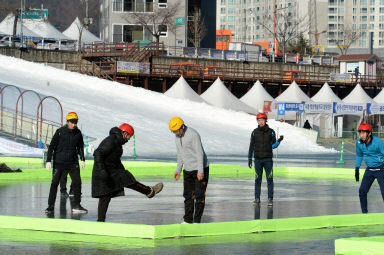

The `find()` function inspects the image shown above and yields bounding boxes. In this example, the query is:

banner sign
[211,49,223,59]
[333,102,364,114]
[277,103,286,115]
[329,73,353,82]
[263,101,278,113]
[304,102,333,114]
[117,62,150,74]
[20,9,48,20]
[367,103,384,114]
[285,102,304,112]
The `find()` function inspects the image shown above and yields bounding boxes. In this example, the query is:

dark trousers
[97,181,152,222]
[359,169,384,213]
[48,163,82,206]
[254,158,274,200]
[52,167,72,194]
[183,167,209,223]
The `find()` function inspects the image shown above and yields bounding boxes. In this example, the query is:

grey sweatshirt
[175,126,209,174]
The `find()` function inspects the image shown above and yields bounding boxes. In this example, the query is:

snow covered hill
[0,55,334,158]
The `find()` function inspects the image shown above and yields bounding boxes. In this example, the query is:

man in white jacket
[169,117,209,224]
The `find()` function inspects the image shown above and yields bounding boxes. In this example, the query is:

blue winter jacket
[355,136,384,168]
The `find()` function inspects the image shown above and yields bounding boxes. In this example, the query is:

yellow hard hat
[169,117,184,131]
[66,112,79,121]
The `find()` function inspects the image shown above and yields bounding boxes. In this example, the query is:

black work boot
[147,183,164,198]
[72,204,88,213]
[45,205,54,214]
[253,198,260,206]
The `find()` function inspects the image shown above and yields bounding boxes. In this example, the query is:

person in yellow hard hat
[169,117,209,224]
[45,112,87,214]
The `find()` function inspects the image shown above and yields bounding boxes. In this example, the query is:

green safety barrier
[0,213,383,240]
[335,236,384,255]
[1,224,383,250]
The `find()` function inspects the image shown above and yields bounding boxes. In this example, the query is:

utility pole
[273,0,276,62]
[20,0,24,47]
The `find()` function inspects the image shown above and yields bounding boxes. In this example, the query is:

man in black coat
[92,123,163,222]
[248,113,283,207]
[45,112,87,214]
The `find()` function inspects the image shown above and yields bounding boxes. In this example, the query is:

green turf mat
[335,235,384,255]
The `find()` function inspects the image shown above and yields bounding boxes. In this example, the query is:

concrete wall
[152,56,338,74]
[0,47,81,64]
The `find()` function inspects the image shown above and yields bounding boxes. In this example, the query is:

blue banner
[333,102,364,114]
[277,103,286,115]
[367,103,384,114]
[285,103,305,112]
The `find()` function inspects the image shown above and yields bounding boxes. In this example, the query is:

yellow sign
[312,45,324,53]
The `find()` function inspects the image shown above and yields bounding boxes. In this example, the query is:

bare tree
[257,11,309,55]
[124,2,181,44]
[336,25,362,55]
[188,7,206,48]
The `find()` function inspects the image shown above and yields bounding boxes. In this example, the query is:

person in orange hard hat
[248,112,283,207]
[169,117,209,224]
[355,123,384,213]
[92,123,163,222]
[45,112,87,214]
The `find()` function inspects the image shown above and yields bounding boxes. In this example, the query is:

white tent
[63,17,101,44]
[374,88,384,104]
[240,80,275,112]
[164,76,206,103]
[311,82,342,103]
[308,83,341,139]
[201,78,257,114]
[275,81,312,103]
[342,83,374,104]
[22,18,70,40]
[0,14,41,37]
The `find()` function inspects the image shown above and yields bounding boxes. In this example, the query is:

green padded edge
[335,236,384,255]
[0,213,383,240]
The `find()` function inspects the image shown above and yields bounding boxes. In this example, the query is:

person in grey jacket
[169,117,209,224]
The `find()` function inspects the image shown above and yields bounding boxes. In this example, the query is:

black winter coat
[248,124,277,159]
[91,127,136,198]
[46,125,84,164]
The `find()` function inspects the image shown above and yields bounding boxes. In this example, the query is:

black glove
[355,167,359,182]
[278,135,284,143]
[248,159,252,168]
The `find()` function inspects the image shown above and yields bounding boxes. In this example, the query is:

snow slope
[0,55,334,157]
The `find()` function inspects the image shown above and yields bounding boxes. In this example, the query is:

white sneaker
[181,221,190,224]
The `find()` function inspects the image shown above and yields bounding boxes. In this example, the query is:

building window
[360,16,368,22]
[228,16,235,22]
[370,0,375,4]
[371,15,375,21]
[220,16,226,22]
[228,0,235,5]
[158,25,167,37]
[113,24,123,42]
[228,7,235,14]
[371,23,375,29]
[221,8,226,14]
[360,24,368,29]
[158,0,167,8]
[113,0,123,12]
[221,0,226,5]
[361,8,368,14]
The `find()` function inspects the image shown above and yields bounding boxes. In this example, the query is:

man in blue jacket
[355,123,384,213]
[248,112,283,207]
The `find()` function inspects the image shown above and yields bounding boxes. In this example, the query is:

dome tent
[164,76,206,103]
[201,77,256,114]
